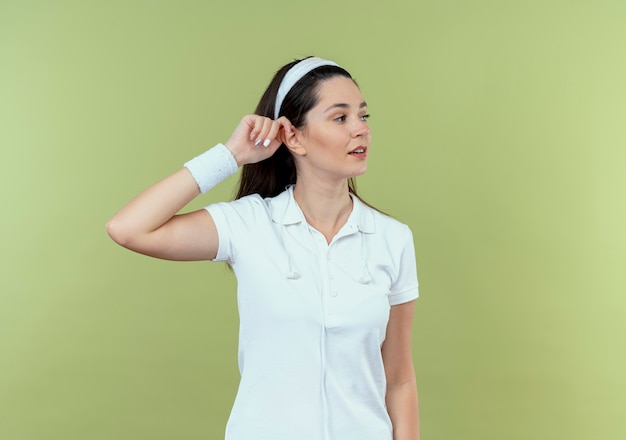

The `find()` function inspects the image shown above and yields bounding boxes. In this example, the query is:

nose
[352,118,370,138]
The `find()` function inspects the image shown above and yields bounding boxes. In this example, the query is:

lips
[348,146,368,155]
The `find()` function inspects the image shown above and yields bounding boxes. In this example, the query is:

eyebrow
[324,101,367,113]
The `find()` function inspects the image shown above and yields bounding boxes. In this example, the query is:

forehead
[314,76,364,107]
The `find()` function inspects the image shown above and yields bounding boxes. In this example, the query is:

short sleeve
[388,225,419,306]
[204,195,266,263]
[204,202,234,262]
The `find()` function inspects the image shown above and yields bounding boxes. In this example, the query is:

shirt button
[331,291,338,297]
[328,272,334,280]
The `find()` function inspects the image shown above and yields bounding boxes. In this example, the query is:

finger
[276,117,294,144]
[255,117,274,147]
[277,116,294,133]
[263,120,284,148]
[248,116,267,144]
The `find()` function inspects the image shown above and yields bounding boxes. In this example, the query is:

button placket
[326,252,335,298]
[326,245,340,316]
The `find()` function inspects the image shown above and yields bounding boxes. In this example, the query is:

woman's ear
[281,126,307,156]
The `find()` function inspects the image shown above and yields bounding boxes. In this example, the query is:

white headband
[274,57,339,119]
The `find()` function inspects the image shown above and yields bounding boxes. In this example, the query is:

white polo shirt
[205,186,419,440]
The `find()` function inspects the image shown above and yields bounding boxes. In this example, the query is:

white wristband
[184,143,238,194]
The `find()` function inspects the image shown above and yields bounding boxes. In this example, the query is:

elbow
[386,376,417,392]
[106,214,157,255]
[385,367,417,392]
[106,217,133,248]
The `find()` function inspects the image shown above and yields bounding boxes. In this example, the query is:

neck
[293,177,353,243]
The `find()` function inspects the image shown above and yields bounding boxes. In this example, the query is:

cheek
[305,124,351,152]
[312,132,340,150]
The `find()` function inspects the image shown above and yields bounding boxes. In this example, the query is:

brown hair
[235,57,364,200]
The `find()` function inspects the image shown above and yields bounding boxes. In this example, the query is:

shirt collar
[270,185,376,233]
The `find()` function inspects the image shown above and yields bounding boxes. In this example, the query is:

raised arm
[106,115,293,261]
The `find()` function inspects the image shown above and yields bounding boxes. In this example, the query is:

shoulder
[203,193,271,232]
[373,207,410,230]
[354,197,414,241]
[205,190,293,223]
[205,193,267,214]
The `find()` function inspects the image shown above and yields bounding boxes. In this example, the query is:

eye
[360,114,371,122]
[333,115,347,123]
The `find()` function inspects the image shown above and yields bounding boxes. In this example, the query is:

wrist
[223,142,245,167]
[183,143,238,194]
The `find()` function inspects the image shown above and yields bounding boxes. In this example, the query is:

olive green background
[1,0,625,439]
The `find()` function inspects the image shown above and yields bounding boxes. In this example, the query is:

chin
[350,166,368,178]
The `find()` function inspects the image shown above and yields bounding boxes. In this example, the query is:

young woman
[107,56,420,440]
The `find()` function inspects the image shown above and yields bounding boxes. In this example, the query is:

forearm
[386,379,420,440]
